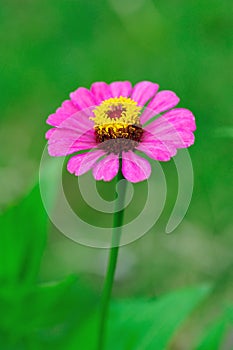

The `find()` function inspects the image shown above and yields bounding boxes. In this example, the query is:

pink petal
[122,151,151,183]
[144,108,196,149]
[90,82,112,103]
[93,153,119,181]
[162,108,196,132]
[149,90,179,111]
[136,139,177,161]
[141,90,180,124]
[70,87,97,110]
[49,111,94,136]
[109,81,132,98]
[131,81,159,106]
[48,132,97,156]
[45,128,56,139]
[47,112,96,156]
[47,100,79,126]
[55,110,93,133]
[67,150,105,176]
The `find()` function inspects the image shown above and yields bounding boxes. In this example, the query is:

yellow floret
[90,96,142,126]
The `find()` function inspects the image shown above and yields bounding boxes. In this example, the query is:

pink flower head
[46,81,196,183]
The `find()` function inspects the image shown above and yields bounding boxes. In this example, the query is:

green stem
[97,166,127,350]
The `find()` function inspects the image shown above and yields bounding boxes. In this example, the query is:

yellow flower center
[90,96,143,154]
[90,96,142,127]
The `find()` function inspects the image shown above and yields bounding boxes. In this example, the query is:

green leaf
[0,274,97,349]
[0,274,75,332]
[0,184,47,286]
[106,285,210,350]
[195,306,233,350]
[67,285,210,350]
[16,275,78,333]
[0,169,98,349]
[194,318,226,350]
[67,311,99,350]
[36,277,98,350]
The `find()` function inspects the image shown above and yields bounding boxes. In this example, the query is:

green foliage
[195,318,226,350]
[0,185,47,285]
[195,306,233,350]
[106,286,210,350]
[67,285,210,350]
[0,185,97,349]
[0,276,96,349]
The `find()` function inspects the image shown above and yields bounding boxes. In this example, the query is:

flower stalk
[97,163,127,350]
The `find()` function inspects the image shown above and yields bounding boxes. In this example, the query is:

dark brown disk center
[95,124,143,154]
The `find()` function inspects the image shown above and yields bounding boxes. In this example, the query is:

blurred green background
[0,0,233,349]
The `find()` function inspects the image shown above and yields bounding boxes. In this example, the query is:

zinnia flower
[46,81,196,183]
